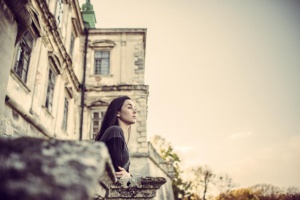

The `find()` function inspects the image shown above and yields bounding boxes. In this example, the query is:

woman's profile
[95,96,137,178]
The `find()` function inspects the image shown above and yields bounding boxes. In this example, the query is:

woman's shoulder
[101,125,124,140]
[106,125,122,133]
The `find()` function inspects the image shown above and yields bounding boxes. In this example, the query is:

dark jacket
[99,125,130,172]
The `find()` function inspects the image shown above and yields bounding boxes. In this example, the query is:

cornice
[85,84,149,93]
[89,28,147,34]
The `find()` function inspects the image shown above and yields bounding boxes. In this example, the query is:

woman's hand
[115,166,131,178]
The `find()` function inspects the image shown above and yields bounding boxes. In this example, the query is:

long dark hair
[94,96,130,141]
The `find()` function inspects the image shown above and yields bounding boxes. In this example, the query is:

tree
[286,187,300,200]
[251,184,300,200]
[214,184,300,200]
[214,188,259,200]
[191,166,215,200]
[215,174,236,200]
[151,135,193,200]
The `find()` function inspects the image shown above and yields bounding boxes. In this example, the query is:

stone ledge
[0,137,167,200]
[0,137,115,200]
[85,84,149,92]
[103,176,166,200]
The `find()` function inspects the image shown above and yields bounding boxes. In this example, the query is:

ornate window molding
[71,18,81,37]
[48,51,62,75]
[89,40,116,49]
[89,39,116,76]
[64,83,74,99]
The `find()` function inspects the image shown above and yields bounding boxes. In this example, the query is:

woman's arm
[106,138,131,178]
[105,137,124,172]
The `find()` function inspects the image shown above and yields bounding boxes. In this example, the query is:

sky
[81,0,300,190]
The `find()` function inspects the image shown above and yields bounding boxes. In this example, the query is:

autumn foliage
[214,184,300,200]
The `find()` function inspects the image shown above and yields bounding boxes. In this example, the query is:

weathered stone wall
[82,28,148,146]
[130,142,175,200]
[0,0,18,137]
[55,24,174,199]
[104,177,166,200]
[0,137,166,200]
[0,137,115,199]
[85,29,146,87]
[1,0,84,140]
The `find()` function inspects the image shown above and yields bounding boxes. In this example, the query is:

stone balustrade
[0,137,166,200]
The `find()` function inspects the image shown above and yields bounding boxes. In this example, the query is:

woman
[95,96,137,178]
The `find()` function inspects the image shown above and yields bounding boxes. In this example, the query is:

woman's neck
[118,121,130,143]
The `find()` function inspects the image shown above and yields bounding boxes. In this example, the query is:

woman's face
[117,99,137,125]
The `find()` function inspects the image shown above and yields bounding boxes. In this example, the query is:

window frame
[94,50,111,75]
[44,67,57,113]
[12,29,35,84]
[91,110,106,140]
[61,97,69,131]
[69,32,75,59]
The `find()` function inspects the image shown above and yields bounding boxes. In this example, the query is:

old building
[82,27,175,200]
[0,0,174,199]
[1,0,84,139]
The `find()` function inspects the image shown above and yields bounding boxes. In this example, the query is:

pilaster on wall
[133,39,146,84]
[135,97,148,153]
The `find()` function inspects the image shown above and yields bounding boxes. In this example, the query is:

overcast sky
[82,0,300,189]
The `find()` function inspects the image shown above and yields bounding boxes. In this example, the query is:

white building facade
[1,0,84,140]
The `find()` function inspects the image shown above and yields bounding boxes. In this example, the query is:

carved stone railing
[0,137,166,200]
[99,177,166,200]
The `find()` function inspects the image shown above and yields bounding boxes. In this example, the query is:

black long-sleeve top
[99,125,130,172]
